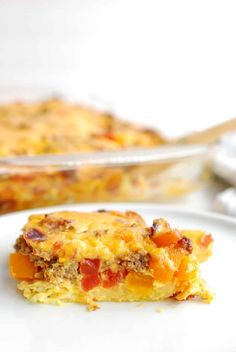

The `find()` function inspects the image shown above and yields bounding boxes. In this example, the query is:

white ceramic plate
[1,203,236,352]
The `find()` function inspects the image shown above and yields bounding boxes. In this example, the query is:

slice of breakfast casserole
[9,210,213,308]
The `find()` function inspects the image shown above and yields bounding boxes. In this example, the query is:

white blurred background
[1,0,236,138]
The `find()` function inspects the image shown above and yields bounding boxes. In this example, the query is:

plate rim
[1,202,236,227]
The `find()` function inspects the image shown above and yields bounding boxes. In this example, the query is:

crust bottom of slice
[18,278,212,307]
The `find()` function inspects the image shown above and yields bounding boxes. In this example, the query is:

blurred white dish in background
[211,131,236,216]
[214,188,236,216]
[212,131,236,186]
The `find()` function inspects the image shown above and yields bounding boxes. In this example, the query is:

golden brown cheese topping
[0,100,164,156]
[22,210,151,262]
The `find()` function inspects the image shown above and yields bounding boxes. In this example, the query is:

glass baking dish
[0,96,205,214]
[0,160,204,214]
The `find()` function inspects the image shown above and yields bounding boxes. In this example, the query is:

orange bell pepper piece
[149,256,175,283]
[174,255,197,281]
[152,230,181,247]
[9,253,37,281]
[125,272,154,294]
